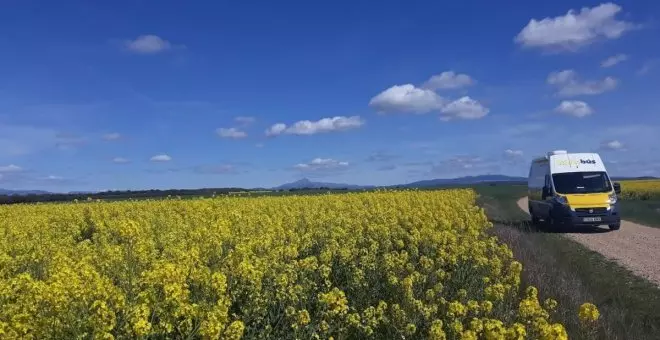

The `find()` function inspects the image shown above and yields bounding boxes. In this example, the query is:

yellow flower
[447,301,467,318]
[428,320,446,340]
[0,188,578,339]
[578,303,600,323]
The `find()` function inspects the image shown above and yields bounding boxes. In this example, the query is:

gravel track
[517,197,660,287]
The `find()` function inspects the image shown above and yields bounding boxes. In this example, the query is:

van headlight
[607,193,617,204]
[554,195,568,205]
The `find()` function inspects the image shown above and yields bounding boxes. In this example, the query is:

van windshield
[552,171,612,194]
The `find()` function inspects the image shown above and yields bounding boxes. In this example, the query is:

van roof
[547,152,607,174]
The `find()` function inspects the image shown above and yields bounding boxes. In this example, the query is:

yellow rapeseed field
[0,189,586,339]
[619,179,660,200]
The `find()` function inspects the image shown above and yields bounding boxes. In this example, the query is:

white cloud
[234,116,256,125]
[102,132,122,141]
[124,35,178,54]
[216,127,248,139]
[514,3,636,51]
[601,54,628,68]
[440,96,489,120]
[423,71,475,90]
[0,164,23,173]
[112,157,130,164]
[265,123,287,137]
[294,158,349,171]
[150,154,172,162]
[555,100,594,117]
[600,140,626,151]
[547,70,617,97]
[265,116,364,136]
[369,84,445,114]
[504,149,524,157]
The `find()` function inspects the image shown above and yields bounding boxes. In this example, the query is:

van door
[540,173,553,218]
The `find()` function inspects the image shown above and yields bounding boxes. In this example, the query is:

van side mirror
[613,182,621,194]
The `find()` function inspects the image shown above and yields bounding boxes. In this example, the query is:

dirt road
[517,197,660,287]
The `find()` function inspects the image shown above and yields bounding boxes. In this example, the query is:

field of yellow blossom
[0,189,593,339]
[619,179,660,200]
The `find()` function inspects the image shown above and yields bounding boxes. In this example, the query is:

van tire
[531,214,540,225]
[546,212,558,230]
[528,204,539,225]
[608,223,620,231]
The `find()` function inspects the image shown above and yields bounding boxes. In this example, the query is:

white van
[527,150,622,230]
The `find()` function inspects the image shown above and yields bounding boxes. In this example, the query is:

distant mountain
[273,178,372,190]
[0,189,52,196]
[273,175,527,191]
[396,175,528,188]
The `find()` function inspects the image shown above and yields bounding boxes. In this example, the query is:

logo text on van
[555,159,597,167]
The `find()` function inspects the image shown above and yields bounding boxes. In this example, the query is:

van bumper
[551,202,621,226]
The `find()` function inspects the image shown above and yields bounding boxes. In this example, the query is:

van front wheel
[609,223,621,231]
[531,214,540,225]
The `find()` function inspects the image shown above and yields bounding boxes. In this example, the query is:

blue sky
[1,0,659,191]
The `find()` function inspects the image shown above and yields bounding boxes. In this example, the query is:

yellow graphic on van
[555,158,598,167]
[564,193,611,208]
[555,159,580,167]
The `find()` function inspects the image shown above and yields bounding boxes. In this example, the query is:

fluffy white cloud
[600,140,626,151]
[102,132,122,141]
[504,149,524,157]
[124,35,176,54]
[216,127,248,139]
[440,96,489,120]
[514,3,635,51]
[601,54,628,68]
[112,157,130,164]
[555,100,593,117]
[234,116,256,125]
[369,84,445,114]
[0,164,23,172]
[294,158,349,171]
[547,70,617,97]
[150,154,172,162]
[265,123,287,136]
[423,71,475,90]
[266,116,364,136]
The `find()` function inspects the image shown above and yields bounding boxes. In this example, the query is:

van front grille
[575,207,608,214]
